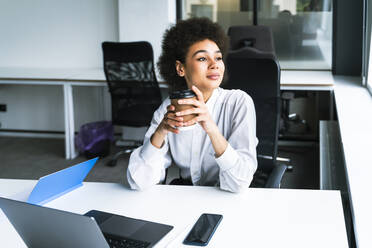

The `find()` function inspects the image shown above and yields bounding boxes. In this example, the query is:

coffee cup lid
[169,89,196,99]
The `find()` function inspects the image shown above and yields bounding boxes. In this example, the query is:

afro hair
[157,18,229,91]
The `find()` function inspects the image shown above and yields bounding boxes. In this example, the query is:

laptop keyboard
[105,233,151,248]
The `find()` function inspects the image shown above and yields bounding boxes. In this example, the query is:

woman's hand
[158,105,184,135]
[176,85,227,157]
[175,85,217,134]
[151,104,183,148]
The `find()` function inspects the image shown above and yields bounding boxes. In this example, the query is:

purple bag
[75,121,114,158]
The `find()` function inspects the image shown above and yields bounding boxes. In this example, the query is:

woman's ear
[175,60,185,77]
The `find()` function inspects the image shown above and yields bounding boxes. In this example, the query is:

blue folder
[27,157,98,205]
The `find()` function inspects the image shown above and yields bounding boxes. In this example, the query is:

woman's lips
[207,74,220,80]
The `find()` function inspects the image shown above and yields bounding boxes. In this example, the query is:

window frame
[363,0,372,95]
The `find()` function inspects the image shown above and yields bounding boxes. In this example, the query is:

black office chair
[225,25,288,188]
[102,41,162,167]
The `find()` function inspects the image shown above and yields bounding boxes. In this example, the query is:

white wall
[0,0,118,68]
[0,0,175,133]
[118,0,176,79]
[0,0,118,132]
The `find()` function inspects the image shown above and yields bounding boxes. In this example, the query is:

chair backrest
[225,26,281,172]
[102,41,162,127]
[227,25,275,53]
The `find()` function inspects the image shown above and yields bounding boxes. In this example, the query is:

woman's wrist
[157,123,169,137]
[151,125,168,148]
[204,121,219,136]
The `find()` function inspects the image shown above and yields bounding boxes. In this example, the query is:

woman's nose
[209,60,219,69]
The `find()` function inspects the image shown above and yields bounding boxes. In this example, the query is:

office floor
[0,136,319,189]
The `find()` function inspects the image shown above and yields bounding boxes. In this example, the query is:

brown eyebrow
[192,50,222,58]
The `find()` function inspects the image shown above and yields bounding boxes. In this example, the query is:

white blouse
[127,87,258,193]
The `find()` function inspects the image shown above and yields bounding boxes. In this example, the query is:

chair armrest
[258,154,291,163]
[264,163,287,188]
[162,168,168,185]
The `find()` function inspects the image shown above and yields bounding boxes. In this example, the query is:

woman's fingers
[165,94,210,129]
[160,117,180,134]
[191,85,204,102]
[166,118,183,127]
[177,98,201,107]
[165,104,183,121]
[175,107,203,116]
[164,124,180,134]
[166,112,183,121]
[163,110,183,127]
[166,105,175,111]
[158,104,183,135]
[183,115,203,126]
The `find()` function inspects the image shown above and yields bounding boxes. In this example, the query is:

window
[178,0,333,70]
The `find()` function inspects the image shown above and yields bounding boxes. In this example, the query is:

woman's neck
[202,89,214,103]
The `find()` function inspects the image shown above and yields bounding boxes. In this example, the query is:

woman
[127,18,258,193]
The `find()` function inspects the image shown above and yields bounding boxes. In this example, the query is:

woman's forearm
[207,123,228,158]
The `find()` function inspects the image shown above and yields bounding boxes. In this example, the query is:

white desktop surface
[67,68,106,82]
[0,179,348,248]
[280,70,334,91]
[0,67,75,80]
[333,76,372,248]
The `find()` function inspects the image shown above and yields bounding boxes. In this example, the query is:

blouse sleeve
[126,99,173,190]
[215,92,258,192]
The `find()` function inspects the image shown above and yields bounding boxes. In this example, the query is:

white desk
[0,68,334,159]
[280,70,335,123]
[280,70,334,91]
[0,179,348,248]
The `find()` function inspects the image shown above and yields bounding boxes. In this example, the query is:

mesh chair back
[226,48,281,170]
[102,41,162,127]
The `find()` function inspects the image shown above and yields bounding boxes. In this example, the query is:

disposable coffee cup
[169,89,197,130]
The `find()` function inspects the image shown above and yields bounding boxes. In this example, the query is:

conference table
[0,179,348,247]
[0,68,335,160]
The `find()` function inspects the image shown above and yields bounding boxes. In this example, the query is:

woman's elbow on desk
[220,183,249,193]
[219,161,256,193]
[126,169,157,191]
[219,176,252,193]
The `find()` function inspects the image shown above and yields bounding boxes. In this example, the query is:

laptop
[0,197,173,248]
[11,157,98,205]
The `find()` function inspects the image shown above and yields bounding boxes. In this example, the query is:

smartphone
[183,213,223,246]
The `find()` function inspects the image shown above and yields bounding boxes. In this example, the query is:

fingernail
[176,112,180,116]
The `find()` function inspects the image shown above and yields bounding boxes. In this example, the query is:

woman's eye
[197,57,206,61]
[216,57,223,61]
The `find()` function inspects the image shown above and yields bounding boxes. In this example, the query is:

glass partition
[179,0,333,70]
[180,0,253,32]
[257,0,332,69]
